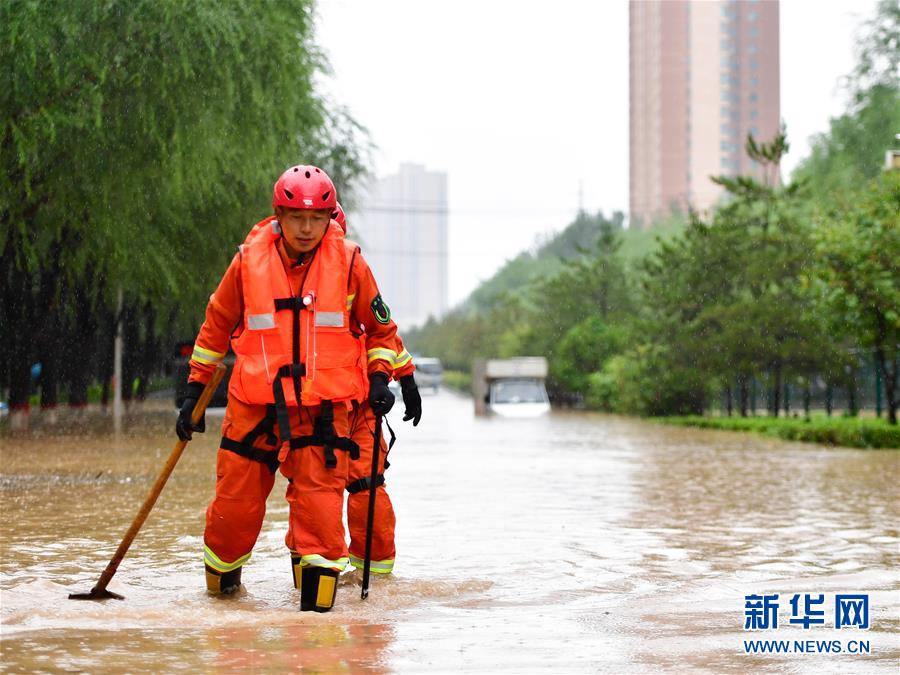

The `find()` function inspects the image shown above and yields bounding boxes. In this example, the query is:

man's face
[277,207,332,256]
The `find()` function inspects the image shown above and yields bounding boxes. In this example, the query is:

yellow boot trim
[316,574,337,609]
[206,567,222,593]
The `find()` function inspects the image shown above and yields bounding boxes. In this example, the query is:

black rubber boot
[299,567,339,612]
[205,564,242,595]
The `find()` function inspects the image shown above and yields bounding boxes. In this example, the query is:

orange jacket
[188,218,399,399]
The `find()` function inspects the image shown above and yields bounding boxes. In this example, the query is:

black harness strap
[220,437,281,474]
[219,404,281,473]
[272,363,306,444]
[382,416,396,470]
[288,400,360,468]
[274,295,306,413]
[346,473,385,494]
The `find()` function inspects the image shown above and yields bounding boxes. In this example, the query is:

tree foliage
[1,0,369,408]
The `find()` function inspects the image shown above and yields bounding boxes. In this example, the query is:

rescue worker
[176,165,400,612]
[333,202,422,576]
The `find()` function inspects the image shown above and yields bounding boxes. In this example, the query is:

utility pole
[113,288,124,434]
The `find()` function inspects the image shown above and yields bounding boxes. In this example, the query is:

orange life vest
[229,217,368,407]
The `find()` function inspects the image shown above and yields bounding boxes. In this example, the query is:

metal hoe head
[68,587,125,601]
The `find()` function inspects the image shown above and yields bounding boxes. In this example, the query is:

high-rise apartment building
[351,163,448,330]
[629,0,780,227]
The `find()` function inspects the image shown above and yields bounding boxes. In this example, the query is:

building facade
[351,163,448,330]
[629,0,780,227]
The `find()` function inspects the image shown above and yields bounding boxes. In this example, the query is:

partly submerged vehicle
[413,357,443,392]
[488,377,550,417]
[473,357,550,417]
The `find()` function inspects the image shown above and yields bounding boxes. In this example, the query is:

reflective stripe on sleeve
[204,546,251,573]
[367,347,396,365]
[191,345,225,365]
[297,554,349,571]
[393,349,412,369]
[349,554,394,574]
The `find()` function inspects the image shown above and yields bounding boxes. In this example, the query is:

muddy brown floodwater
[1,391,898,673]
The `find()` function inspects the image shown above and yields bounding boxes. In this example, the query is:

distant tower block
[629,0,780,228]
[353,164,449,329]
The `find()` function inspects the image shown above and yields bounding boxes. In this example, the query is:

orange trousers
[346,403,396,574]
[203,397,350,574]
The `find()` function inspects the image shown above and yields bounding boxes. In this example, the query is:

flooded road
[2,391,898,673]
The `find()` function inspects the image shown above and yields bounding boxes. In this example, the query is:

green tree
[793,0,900,199]
[1,0,368,409]
[815,171,900,423]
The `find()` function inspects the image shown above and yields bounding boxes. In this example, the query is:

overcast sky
[315,0,877,306]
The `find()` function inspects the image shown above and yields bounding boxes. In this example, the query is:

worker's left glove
[368,372,395,416]
[399,374,422,426]
[176,382,206,441]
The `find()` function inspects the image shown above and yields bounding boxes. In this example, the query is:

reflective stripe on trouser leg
[346,488,396,570]
[349,555,394,574]
[205,546,251,573]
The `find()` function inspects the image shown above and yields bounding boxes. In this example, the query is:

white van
[488,377,550,417]
[414,357,443,392]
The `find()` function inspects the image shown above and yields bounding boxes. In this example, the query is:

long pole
[69,363,226,600]
[361,413,383,600]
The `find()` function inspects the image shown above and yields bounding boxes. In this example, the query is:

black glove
[400,374,422,426]
[368,372,395,416]
[176,382,206,441]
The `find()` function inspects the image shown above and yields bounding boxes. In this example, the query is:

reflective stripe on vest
[229,220,367,407]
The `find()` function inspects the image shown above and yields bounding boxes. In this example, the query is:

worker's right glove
[368,372,395,416]
[176,382,206,441]
[399,374,422,426]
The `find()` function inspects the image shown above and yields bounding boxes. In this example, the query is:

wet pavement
[1,391,898,673]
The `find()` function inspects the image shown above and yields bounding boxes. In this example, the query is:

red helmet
[272,165,337,211]
[332,201,347,233]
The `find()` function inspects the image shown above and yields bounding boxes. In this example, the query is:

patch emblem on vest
[370,294,391,325]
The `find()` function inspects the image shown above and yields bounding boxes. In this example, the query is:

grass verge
[657,414,899,449]
[441,369,472,393]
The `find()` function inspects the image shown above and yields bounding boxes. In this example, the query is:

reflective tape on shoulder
[204,546,251,573]
[248,313,276,330]
[191,345,225,365]
[315,312,344,327]
[367,347,396,364]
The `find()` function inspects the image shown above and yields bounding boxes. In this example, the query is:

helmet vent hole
[292,167,298,172]
[315,168,320,173]
[322,191,331,201]
[305,171,311,178]
[283,189,294,200]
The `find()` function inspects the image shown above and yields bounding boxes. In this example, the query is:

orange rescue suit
[189,217,399,574]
